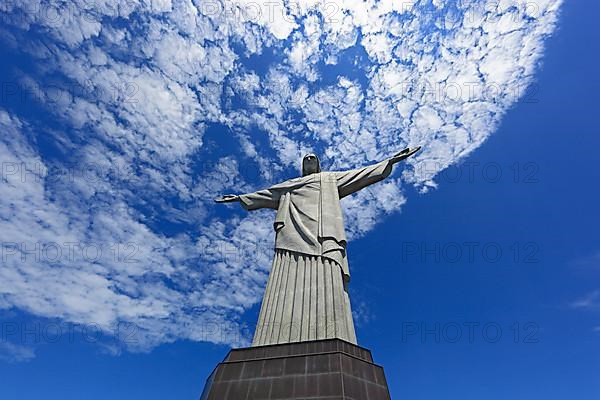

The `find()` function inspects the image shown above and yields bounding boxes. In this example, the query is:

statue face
[302,154,319,175]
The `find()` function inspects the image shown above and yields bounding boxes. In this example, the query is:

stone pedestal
[200,338,391,399]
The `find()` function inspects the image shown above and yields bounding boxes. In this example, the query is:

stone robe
[239,157,395,282]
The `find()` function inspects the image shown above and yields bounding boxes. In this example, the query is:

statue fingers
[215,195,239,203]
[392,148,410,158]
[392,146,421,161]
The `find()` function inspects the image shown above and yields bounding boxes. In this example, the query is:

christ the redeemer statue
[215,146,421,347]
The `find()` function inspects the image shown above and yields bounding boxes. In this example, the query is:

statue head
[302,153,321,176]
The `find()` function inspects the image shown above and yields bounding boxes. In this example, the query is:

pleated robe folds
[238,157,396,346]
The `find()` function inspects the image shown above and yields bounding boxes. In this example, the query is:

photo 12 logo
[0,321,140,345]
[401,321,540,344]
[399,241,540,265]
[1,241,140,264]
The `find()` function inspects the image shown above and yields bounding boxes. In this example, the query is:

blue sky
[0,0,599,399]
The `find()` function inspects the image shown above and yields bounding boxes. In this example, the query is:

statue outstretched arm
[215,187,281,211]
[336,146,421,198]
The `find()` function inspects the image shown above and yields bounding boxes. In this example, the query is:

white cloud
[571,290,600,310]
[0,341,35,363]
[0,111,266,351]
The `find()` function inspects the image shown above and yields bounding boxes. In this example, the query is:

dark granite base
[200,339,391,399]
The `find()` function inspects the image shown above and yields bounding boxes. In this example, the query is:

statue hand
[391,146,421,163]
[214,194,240,203]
